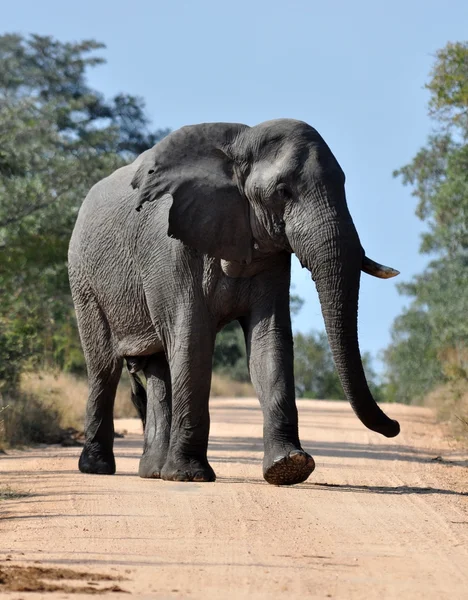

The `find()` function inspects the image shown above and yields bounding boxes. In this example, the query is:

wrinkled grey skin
[69,119,400,486]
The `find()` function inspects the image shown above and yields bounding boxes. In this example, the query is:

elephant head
[132,119,400,438]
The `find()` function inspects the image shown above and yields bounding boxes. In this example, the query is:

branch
[0,183,76,229]
[0,200,54,228]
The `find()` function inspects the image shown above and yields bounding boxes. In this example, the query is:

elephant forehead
[251,142,318,185]
[254,118,319,140]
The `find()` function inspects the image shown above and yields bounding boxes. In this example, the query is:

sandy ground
[1,398,467,599]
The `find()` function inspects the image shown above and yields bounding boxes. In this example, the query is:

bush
[1,393,63,446]
[0,370,139,448]
[425,381,468,441]
[0,368,256,448]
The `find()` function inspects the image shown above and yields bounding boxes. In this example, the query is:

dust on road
[1,399,467,599]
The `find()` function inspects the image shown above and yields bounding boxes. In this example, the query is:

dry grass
[0,391,63,447]
[210,373,254,397]
[0,370,254,448]
[424,380,468,441]
[0,565,127,594]
[21,371,254,425]
[14,370,253,437]
[20,371,137,430]
[0,371,136,448]
[0,486,30,501]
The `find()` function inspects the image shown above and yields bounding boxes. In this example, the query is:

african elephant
[68,119,400,486]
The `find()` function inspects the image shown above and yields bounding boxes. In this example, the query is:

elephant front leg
[243,312,315,486]
[138,354,172,479]
[160,332,216,482]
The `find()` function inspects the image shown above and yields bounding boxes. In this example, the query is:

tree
[0,34,168,396]
[293,331,342,399]
[293,330,382,400]
[213,321,249,382]
[385,42,468,402]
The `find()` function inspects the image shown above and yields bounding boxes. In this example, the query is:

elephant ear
[132,123,253,264]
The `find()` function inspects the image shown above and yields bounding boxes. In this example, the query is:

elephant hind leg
[72,280,122,475]
[138,353,172,479]
[128,369,147,427]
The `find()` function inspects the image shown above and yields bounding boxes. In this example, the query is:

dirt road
[1,399,467,599]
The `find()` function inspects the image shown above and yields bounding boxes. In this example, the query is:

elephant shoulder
[130,148,155,190]
[84,151,154,210]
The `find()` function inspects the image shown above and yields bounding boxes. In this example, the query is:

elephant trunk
[293,216,400,438]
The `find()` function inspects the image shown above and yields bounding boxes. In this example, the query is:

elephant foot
[263,450,315,486]
[79,445,116,475]
[161,457,216,482]
[138,453,167,479]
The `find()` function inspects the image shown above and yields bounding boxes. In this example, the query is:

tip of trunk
[350,397,400,438]
[372,418,400,438]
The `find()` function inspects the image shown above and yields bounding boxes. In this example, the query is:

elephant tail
[126,361,147,427]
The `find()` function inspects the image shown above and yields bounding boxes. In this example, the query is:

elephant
[68,118,400,486]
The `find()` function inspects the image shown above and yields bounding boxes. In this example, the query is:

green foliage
[214,322,383,401]
[290,293,304,317]
[386,41,468,404]
[293,331,342,399]
[0,34,168,396]
[426,42,468,129]
[384,308,444,404]
[0,324,25,396]
[213,321,250,382]
[294,331,382,400]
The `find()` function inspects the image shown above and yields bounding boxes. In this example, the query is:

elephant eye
[276,183,292,201]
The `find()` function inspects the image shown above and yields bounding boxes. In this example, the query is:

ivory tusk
[362,256,400,279]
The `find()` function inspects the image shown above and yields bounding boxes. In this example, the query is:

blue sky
[4,0,468,371]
